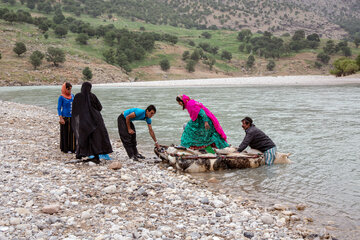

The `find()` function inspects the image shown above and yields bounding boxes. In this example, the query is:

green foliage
[76,33,89,45]
[202,54,216,70]
[356,54,360,67]
[159,59,170,71]
[342,46,352,57]
[82,67,93,80]
[266,60,275,71]
[103,48,116,64]
[317,52,330,64]
[53,9,65,24]
[29,50,44,70]
[314,61,322,69]
[237,29,252,42]
[354,37,360,48]
[292,30,305,41]
[306,33,320,42]
[323,40,336,55]
[182,51,190,61]
[188,40,195,47]
[54,24,68,38]
[330,58,359,76]
[246,55,255,68]
[185,60,196,72]
[46,47,65,67]
[3,11,17,23]
[13,42,27,56]
[190,49,201,62]
[44,32,49,39]
[221,50,232,61]
[201,32,211,39]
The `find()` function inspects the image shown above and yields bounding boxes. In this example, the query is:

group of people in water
[58,81,277,165]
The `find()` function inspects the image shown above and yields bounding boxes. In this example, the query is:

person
[237,117,276,165]
[57,82,76,153]
[117,105,159,161]
[71,82,113,164]
[176,94,229,153]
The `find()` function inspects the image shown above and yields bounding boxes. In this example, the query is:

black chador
[71,82,112,161]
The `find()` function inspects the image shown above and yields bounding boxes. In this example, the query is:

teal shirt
[124,108,152,124]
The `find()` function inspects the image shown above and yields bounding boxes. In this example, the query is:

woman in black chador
[71,82,113,163]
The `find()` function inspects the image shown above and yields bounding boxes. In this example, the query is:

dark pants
[117,114,138,158]
[60,117,76,153]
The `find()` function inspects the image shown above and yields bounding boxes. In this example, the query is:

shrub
[13,42,27,56]
[185,60,196,72]
[246,55,255,68]
[44,32,49,39]
[314,61,322,69]
[356,54,360,67]
[0,51,2,60]
[201,32,211,39]
[46,47,65,67]
[330,58,359,76]
[76,33,89,45]
[182,51,190,61]
[29,50,44,69]
[82,67,93,80]
[160,59,170,71]
[342,46,352,57]
[54,25,68,38]
[221,50,232,61]
[266,60,275,71]
[188,40,195,46]
[202,55,216,70]
[317,52,330,64]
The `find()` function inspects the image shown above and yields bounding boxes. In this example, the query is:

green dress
[181,109,229,150]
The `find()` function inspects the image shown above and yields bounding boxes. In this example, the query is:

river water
[1,82,359,238]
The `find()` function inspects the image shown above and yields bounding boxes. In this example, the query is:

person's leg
[60,122,65,152]
[118,114,135,158]
[264,147,277,165]
[130,122,142,159]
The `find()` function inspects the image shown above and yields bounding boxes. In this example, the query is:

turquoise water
[1,84,359,238]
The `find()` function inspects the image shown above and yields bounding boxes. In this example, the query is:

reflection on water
[1,83,360,239]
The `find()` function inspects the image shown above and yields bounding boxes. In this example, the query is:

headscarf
[61,82,72,99]
[181,94,227,141]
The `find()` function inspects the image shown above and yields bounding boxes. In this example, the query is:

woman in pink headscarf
[176,95,229,153]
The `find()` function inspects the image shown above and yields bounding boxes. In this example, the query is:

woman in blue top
[57,82,76,153]
[117,105,159,161]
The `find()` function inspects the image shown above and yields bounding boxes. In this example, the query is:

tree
[13,42,27,56]
[3,11,17,24]
[323,40,336,55]
[76,33,89,45]
[221,50,232,61]
[292,30,305,41]
[266,60,275,71]
[46,47,65,66]
[53,9,65,24]
[330,58,359,77]
[182,51,190,61]
[29,50,44,70]
[307,33,320,42]
[103,48,115,64]
[317,52,330,64]
[202,55,216,70]
[354,37,360,48]
[82,67,93,80]
[185,60,196,72]
[356,54,360,68]
[190,49,201,62]
[160,59,170,71]
[342,46,352,57]
[54,25,68,38]
[237,29,252,42]
[246,55,255,68]
[201,32,211,39]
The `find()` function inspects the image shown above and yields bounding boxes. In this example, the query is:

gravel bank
[0,100,333,240]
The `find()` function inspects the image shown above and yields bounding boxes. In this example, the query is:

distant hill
[26,0,359,39]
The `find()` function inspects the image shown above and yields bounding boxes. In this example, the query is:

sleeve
[146,118,152,124]
[90,93,102,111]
[237,131,254,152]
[198,109,208,120]
[57,96,63,116]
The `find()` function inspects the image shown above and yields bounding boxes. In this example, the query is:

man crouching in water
[117,105,160,161]
[237,117,276,165]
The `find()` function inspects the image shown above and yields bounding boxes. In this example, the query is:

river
[1,80,359,239]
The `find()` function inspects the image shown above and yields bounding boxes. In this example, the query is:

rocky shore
[0,100,335,240]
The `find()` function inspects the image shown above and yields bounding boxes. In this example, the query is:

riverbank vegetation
[0,1,359,85]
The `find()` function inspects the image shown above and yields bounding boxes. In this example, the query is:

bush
[201,32,211,39]
[160,59,170,71]
[185,60,196,72]
[317,52,330,64]
[190,49,201,62]
[356,54,360,67]
[342,46,352,57]
[29,50,44,70]
[314,61,322,69]
[246,55,255,68]
[221,50,232,61]
[82,67,93,80]
[13,42,27,56]
[188,40,195,46]
[44,32,49,39]
[76,33,89,45]
[330,58,359,76]
[46,47,65,67]
[0,51,2,60]
[202,55,216,70]
[182,51,190,61]
[266,60,275,71]
[54,25,68,38]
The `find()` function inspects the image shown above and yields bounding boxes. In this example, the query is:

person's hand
[59,117,65,125]
[204,121,210,130]
[128,129,135,135]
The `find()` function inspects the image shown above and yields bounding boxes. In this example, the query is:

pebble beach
[0,100,337,240]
